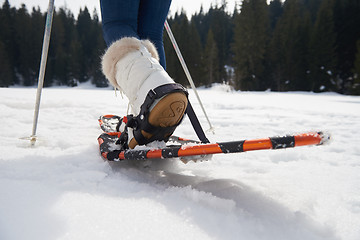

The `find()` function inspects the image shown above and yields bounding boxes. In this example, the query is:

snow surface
[1,83,359,240]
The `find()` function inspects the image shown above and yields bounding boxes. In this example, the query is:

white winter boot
[102,37,188,149]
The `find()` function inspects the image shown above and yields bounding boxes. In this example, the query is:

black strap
[186,102,210,144]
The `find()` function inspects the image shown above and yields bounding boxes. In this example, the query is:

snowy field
[0,83,359,240]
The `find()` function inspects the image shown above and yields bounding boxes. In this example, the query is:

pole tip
[30,135,37,146]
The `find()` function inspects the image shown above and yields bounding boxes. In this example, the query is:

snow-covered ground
[0,83,359,240]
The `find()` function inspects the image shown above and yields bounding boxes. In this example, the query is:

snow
[1,83,360,240]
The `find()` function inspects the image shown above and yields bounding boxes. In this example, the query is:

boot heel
[128,92,188,149]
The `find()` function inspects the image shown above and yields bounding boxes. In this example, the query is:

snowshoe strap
[115,116,123,132]
[128,83,189,146]
[116,128,129,150]
[186,102,210,143]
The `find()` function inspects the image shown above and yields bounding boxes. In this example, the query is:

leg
[101,1,188,149]
[138,0,172,69]
[100,0,140,46]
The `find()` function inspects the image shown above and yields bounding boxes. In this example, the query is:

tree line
[1,0,360,94]
[0,0,106,88]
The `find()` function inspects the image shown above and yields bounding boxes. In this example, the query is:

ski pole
[30,0,55,146]
[164,20,214,133]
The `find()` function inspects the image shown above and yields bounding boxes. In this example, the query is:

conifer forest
[0,0,360,94]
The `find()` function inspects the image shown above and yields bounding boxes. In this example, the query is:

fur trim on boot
[101,37,159,89]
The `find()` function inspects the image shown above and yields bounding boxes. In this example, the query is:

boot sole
[129,92,188,149]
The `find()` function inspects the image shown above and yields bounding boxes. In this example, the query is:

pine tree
[29,7,44,86]
[269,0,311,91]
[51,8,68,85]
[207,4,233,83]
[74,7,107,86]
[269,0,283,30]
[353,39,360,94]
[0,40,12,86]
[333,0,360,93]
[68,34,82,86]
[76,7,93,82]
[62,8,79,86]
[186,20,203,86]
[304,0,322,21]
[0,0,15,86]
[203,29,218,86]
[232,0,270,90]
[309,0,337,92]
[90,9,107,87]
[64,10,82,86]
[14,4,35,86]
